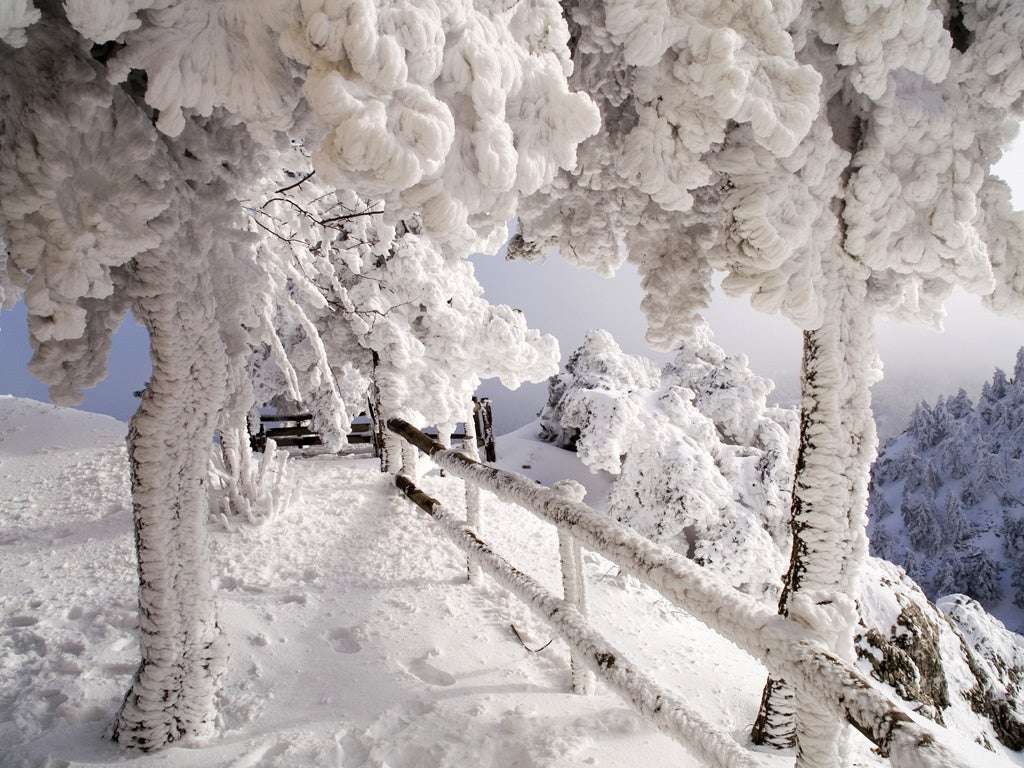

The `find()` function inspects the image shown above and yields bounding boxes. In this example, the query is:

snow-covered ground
[0,397,1011,767]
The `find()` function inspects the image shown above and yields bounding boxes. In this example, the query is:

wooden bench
[250,399,496,461]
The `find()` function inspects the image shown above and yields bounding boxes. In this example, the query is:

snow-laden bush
[209,429,294,529]
[538,329,660,465]
[542,327,797,601]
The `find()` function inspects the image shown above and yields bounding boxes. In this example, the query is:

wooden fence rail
[386,417,975,768]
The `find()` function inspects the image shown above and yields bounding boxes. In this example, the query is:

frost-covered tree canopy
[869,351,1024,628]
[33,0,600,255]
[515,0,1024,343]
[249,180,559,436]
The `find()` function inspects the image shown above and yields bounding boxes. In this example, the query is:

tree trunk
[751,259,879,767]
[113,258,228,750]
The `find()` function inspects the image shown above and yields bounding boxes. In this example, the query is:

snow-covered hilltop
[869,351,1024,632]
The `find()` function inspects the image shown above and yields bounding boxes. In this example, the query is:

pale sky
[2,136,1022,439]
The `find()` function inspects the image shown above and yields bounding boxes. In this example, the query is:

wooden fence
[386,417,976,768]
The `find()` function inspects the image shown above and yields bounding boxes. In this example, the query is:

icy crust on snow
[868,352,1024,630]
[539,327,796,601]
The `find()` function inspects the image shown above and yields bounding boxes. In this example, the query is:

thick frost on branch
[63,0,155,43]
[278,0,600,252]
[0,23,170,402]
[0,0,39,47]
[514,0,822,344]
[106,0,301,138]
[814,0,950,100]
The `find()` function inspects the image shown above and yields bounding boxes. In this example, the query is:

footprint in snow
[402,650,456,687]
[328,626,362,654]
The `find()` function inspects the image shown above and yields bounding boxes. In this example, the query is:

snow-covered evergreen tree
[542,327,797,599]
[870,355,1024,628]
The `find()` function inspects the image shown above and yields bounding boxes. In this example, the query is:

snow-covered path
[4,397,991,768]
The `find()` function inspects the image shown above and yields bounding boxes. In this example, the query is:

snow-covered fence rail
[392,471,759,768]
[386,418,976,768]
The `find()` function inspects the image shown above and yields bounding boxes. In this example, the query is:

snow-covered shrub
[209,429,294,529]
[869,352,1024,625]
[542,327,796,600]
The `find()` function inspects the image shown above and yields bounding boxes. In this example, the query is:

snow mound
[0,395,126,456]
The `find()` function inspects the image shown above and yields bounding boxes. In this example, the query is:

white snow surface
[0,395,1012,767]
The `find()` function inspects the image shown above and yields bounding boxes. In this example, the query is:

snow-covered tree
[514,2,1024,761]
[0,20,287,747]
[246,178,560,470]
[2,1,596,751]
[538,329,661,466]
[542,328,797,599]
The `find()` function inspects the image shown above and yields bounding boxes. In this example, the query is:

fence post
[436,422,453,477]
[553,479,594,695]
[462,406,483,584]
[400,438,418,480]
[478,398,497,462]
